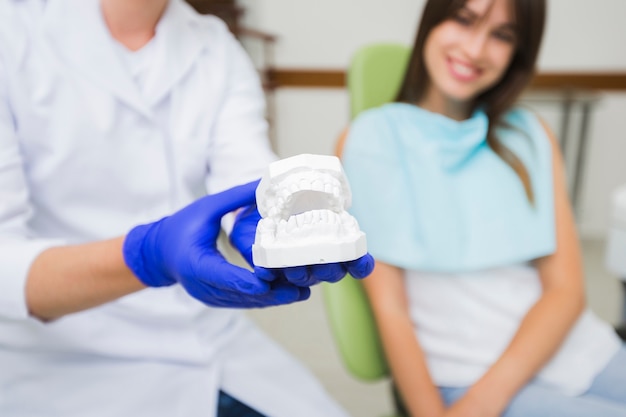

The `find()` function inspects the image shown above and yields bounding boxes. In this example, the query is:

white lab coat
[0,1,349,416]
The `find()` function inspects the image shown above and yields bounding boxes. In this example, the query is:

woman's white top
[405,265,620,396]
[0,1,348,416]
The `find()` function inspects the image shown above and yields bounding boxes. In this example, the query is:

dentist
[0,0,373,416]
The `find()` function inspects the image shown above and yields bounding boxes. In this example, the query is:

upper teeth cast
[259,170,347,221]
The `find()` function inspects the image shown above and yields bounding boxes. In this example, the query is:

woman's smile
[446,56,482,82]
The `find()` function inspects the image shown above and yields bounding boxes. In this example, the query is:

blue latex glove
[123,180,309,308]
[230,205,376,287]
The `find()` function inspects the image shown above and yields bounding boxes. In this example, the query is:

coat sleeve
[0,50,65,320]
[204,21,277,194]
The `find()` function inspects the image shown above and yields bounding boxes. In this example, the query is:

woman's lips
[447,57,481,82]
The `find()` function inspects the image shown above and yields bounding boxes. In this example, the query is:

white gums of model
[252,154,367,268]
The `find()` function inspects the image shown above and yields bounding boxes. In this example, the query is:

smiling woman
[340,0,626,416]
[396,0,545,203]
[421,0,518,112]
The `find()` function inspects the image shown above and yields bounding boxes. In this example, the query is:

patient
[339,0,626,416]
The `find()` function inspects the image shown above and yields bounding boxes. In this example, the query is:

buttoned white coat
[0,1,348,416]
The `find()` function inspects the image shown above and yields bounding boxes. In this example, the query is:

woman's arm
[26,237,145,322]
[335,127,349,158]
[363,261,447,417]
[448,121,586,417]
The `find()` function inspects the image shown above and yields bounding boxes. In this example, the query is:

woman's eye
[452,13,473,26]
[493,30,516,43]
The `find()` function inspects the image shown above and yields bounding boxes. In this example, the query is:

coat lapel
[43,0,153,120]
[142,0,207,108]
[43,0,209,120]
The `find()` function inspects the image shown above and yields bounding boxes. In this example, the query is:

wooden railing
[267,69,626,91]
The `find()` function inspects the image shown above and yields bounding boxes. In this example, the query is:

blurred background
[194,1,626,416]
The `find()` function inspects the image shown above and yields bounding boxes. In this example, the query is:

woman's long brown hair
[395,0,546,203]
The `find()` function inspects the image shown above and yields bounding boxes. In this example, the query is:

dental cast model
[252,154,367,268]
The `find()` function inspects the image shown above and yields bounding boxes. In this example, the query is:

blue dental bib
[343,103,555,272]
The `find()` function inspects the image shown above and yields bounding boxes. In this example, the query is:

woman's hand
[443,388,505,417]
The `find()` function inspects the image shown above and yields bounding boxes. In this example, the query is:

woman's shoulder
[345,104,410,157]
[349,105,393,138]
[500,105,552,148]
[351,102,423,134]
[502,106,546,135]
[498,106,554,185]
[352,102,398,123]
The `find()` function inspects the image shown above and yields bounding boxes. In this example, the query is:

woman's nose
[461,29,489,60]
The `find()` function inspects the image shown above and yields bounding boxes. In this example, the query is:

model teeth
[253,154,367,267]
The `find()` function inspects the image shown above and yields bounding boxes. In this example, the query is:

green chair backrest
[322,277,387,380]
[322,43,411,383]
[347,43,412,119]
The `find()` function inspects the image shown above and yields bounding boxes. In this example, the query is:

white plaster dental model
[252,154,367,268]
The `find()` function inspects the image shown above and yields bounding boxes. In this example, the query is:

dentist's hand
[230,205,375,287]
[123,180,309,308]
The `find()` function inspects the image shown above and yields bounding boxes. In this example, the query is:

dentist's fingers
[308,263,346,284]
[346,254,375,279]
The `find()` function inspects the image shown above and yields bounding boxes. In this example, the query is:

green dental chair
[322,43,411,417]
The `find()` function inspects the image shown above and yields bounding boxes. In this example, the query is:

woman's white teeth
[452,60,477,76]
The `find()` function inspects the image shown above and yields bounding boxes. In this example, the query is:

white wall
[240,0,626,237]
[242,0,626,70]
[541,0,626,71]
[240,0,422,68]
